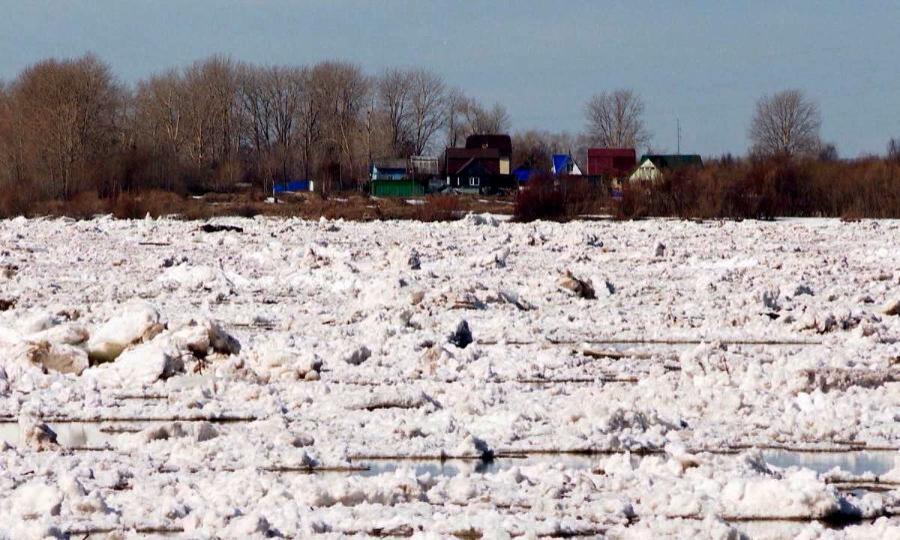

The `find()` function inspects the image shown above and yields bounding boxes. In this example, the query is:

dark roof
[465,134,512,157]
[446,147,502,176]
[446,147,500,160]
[373,158,408,170]
[640,154,703,169]
[455,158,493,177]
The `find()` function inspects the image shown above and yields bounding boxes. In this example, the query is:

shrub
[0,187,34,218]
[513,173,566,222]
[417,195,462,221]
[612,156,900,220]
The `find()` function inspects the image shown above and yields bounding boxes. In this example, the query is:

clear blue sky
[2,0,898,157]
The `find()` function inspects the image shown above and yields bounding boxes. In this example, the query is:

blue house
[551,154,583,176]
[371,159,408,181]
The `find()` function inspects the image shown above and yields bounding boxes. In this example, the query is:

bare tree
[8,54,123,199]
[377,68,413,155]
[749,89,821,157]
[460,98,510,137]
[134,71,187,169]
[818,143,838,162]
[237,64,306,190]
[888,138,900,163]
[315,61,370,190]
[406,69,447,155]
[583,89,650,150]
[444,88,467,148]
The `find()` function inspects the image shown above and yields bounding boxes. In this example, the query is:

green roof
[639,154,703,169]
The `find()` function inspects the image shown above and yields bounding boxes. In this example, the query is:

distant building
[409,156,440,180]
[586,148,637,179]
[551,154,582,176]
[630,154,703,182]
[465,134,512,175]
[371,158,408,181]
[444,134,515,193]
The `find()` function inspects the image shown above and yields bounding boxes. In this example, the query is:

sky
[1,0,899,157]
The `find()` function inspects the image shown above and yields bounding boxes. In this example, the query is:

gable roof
[455,157,492,177]
[551,155,568,175]
[640,154,703,169]
[465,134,512,157]
[551,154,583,176]
[373,158,408,171]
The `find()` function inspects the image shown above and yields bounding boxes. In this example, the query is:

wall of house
[630,161,661,182]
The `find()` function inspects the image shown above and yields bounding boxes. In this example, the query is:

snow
[0,216,899,536]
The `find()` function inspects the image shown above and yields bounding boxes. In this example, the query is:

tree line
[1,54,899,207]
[0,54,514,200]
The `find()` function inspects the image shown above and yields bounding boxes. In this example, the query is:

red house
[586,148,637,178]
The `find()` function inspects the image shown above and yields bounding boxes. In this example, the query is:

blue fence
[273,180,311,193]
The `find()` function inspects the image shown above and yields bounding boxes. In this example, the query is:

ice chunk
[20,421,58,451]
[87,301,163,363]
[344,345,372,366]
[882,297,900,316]
[9,482,62,520]
[100,342,183,385]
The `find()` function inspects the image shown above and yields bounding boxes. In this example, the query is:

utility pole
[676,118,681,155]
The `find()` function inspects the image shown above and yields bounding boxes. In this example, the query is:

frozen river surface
[0,215,899,538]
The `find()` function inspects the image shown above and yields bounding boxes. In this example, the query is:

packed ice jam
[0,214,898,538]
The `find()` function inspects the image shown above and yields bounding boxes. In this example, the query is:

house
[465,134,512,175]
[371,158,408,181]
[551,154,582,176]
[409,156,440,180]
[444,134,516,193]
[630,154,703,182]
[586,148,637,179]
[369,157,433,197]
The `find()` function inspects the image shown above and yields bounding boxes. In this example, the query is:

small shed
[371,159,409,181]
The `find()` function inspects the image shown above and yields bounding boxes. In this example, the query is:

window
[469,177,480,187]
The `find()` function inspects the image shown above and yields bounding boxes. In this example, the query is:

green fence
[371,179,425,197]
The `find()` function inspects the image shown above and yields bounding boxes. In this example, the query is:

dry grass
[13,189,514,222]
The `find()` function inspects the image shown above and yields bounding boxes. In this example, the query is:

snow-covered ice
[0,215,898,538]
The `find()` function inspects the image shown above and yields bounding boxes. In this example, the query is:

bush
[0,187,34,218]
[613,157,900,220]
[417,195,462,221]
[513,173,566,222]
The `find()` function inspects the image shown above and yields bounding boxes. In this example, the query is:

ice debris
[558,270,595,299]
[448,320,473,349]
